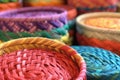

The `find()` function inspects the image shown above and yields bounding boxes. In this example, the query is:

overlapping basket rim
[0,7,67,21]
[0,37,86,80]
[76,12,120,34]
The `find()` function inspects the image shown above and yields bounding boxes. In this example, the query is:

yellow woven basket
[0,37,86,80]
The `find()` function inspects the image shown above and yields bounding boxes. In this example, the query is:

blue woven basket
[71,46,120,80]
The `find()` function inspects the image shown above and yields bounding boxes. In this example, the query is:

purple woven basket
[0,7,67,32]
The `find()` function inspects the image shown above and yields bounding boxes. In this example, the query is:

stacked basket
[0,37,86,80]
[0,7,72,45]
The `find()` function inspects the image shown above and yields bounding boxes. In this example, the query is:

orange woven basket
[0,37,86,80]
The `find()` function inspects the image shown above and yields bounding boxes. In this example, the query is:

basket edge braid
[76,12,120,42]
[0,7,67,21]
[0,37,86,80]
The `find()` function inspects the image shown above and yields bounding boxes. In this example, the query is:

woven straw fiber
[68,0,118,14]
[0,7,67,31]
[0,37,86,80]
[72,46,120,80]
[76,12,120,55]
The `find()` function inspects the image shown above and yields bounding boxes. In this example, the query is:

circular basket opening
[0,37,86,80]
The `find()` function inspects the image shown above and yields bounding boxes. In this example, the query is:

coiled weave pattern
[0,37,86,80]
[72,46,120,80]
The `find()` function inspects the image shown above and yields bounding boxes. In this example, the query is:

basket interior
[0,37,84,80]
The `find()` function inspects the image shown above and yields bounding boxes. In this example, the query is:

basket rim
[76,12,120,34]
[0,7,67,21]
[0,37,86,80]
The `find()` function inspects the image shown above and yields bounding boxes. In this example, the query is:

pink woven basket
[0,37,86,80]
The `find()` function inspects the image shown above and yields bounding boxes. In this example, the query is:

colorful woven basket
[76,12,120,55]
[0,7,71,44]
[72,46,120,80]
[0,7,67,31]
[23,0,66,7]
[0,37,86,80]
[68,0,118,14]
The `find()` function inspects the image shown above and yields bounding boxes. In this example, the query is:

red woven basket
[0,37,86,80]
[76,12,120,55]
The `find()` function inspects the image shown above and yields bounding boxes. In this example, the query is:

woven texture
[68,0,118,14]
[0,37,86,80]
[76,33,120,55]
[72,46,120,80]
[0,7,67,31]
[76,12,120,55]
[0,25,71,45]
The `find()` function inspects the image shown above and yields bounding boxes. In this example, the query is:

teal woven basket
[71,46,120,80]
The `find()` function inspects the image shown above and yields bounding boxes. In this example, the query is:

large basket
[72,46,120,80]
[0,37,86,80]
[76,12,120,55]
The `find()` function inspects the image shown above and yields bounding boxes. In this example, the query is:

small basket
[76,12,120,55]
[72,46,120,80]
[0,37,86,80]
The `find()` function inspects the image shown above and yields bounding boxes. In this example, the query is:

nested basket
[0,7,72,45]
[68,0,118,14]
[76,12,120,55]
[72,46,120,80]
[0,37,86,80]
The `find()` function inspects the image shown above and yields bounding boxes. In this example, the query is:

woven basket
[68,0,118,14]
[0,37,86,80]
[76,12,120,55]
[0,7,71,44]
[72,46,120,80]
[0,7,67,31]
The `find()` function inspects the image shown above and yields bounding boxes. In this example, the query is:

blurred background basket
[0,7,73,45]
[72,46,120,80]
[0,37,86,80]
[76,12,120,55]
[0,0,21,12]
[67,0,118,14]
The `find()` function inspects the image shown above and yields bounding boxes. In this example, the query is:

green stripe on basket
[0,31,9,41]
[0,25,68,41]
